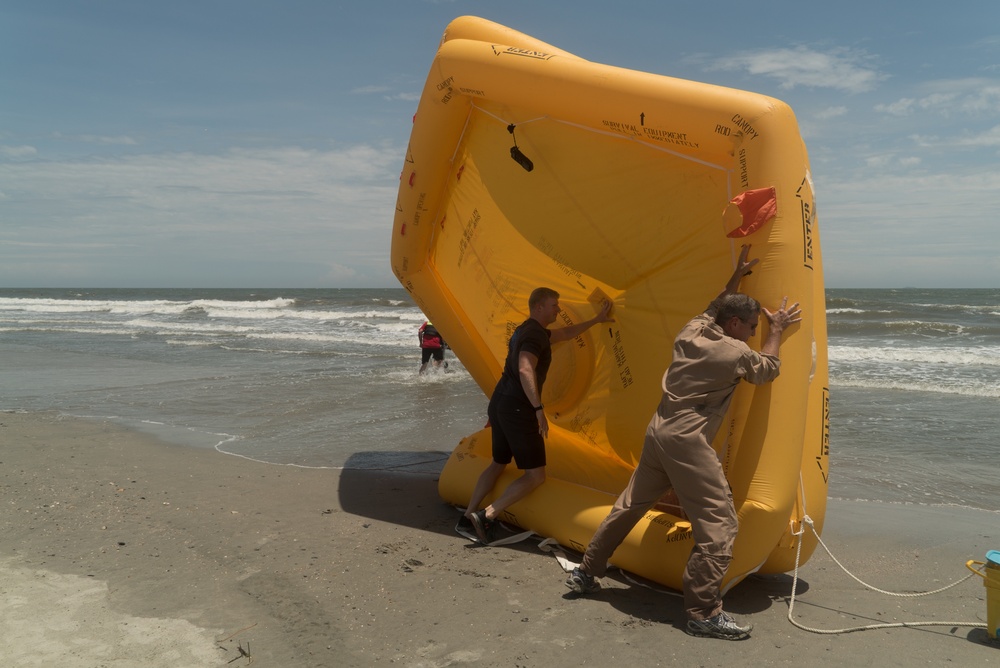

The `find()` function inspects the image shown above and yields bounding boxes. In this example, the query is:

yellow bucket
[966,549,1000,640]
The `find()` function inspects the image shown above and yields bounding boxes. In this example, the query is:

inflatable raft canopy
[391,16,829,591]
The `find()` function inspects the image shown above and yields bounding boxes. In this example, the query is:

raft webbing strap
[454,517,536,547]
[539,538,684,598]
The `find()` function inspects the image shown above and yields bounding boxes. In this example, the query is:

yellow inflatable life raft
[391,15,829,591]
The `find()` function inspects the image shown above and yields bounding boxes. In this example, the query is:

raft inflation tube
[391,16,829,592]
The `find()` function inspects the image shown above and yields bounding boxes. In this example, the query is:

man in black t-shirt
[466,287,613,544]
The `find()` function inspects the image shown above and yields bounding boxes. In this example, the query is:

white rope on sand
[786,515,988,634]
[455,507,989,634]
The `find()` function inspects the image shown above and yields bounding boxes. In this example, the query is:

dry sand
[1,410,997,667]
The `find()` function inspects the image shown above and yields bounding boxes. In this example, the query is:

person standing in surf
[466,287,613,544]
[418,321,447,374]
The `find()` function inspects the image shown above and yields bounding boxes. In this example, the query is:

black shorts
[487,393,546,470]
[421,347,444,363]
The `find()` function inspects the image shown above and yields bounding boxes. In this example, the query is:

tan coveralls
[580,305,781,620]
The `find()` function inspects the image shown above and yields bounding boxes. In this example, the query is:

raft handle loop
[787,472,809,539]
[791,512,812,538]
[507,124,534,172]
[965,560,986,580]
[785,514,986,635]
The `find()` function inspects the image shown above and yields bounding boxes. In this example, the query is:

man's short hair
[528,287,560,311]
[713,293,760,325]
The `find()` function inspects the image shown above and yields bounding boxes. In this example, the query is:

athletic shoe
[469,509,496,544]
[455,515,474,534]
[686,611,752,640]
[565,567,600,594]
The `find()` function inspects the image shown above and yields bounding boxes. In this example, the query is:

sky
[2,1,999,289]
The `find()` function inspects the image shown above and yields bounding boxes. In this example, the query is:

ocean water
[1,287,997,512]
[824,289,999,512]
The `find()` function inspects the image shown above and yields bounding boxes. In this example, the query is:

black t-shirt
[494,318,552,403]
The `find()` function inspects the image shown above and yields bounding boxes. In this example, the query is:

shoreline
[1,411,996,666]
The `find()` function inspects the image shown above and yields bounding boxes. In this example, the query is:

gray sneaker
[565,567,600,594]
[686,611,752,640]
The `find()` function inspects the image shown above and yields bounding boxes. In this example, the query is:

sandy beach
[1,411,997,667]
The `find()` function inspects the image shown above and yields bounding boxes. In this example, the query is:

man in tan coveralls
[565,245,802,640]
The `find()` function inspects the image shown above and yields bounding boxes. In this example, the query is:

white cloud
[918,92,959,111]
[388,92,421,102]
[956,124,1000,147]
[820,168,1000,287]
[80,135,139,145]
[814,106,848,120]
[861,152,922,170]
[875,98,916,116]
[352,85,391,94]
[708,46,884,93]
[957,85,1000,114]
[0,144,405,286]
[1,145,38,158]
[910,124,1000,150]
[878,80,1000,118]
[910,132,939,148]
[323,262,359,281]
[351,85,420,102]
[51,132,139,145]
[864,154,893,168]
